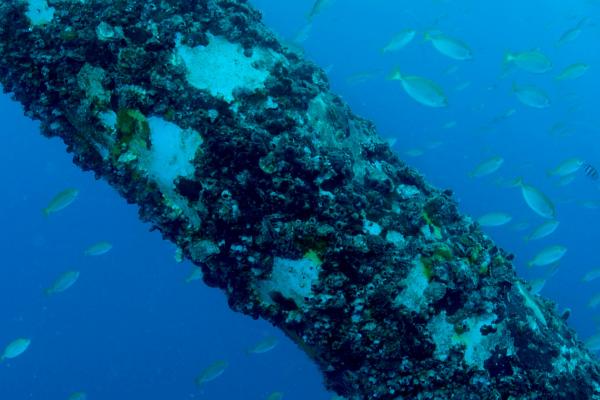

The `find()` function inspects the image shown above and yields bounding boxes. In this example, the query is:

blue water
[1,0,599,398]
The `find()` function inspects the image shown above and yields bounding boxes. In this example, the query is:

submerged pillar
[0,1,599,398]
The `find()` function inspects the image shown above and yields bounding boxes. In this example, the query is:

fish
[557,174,577,187]
[1,338,31,362]
[445,64,459,75]
[529,278,546,295]
[477,212,512,227]
[557,17,589,46]
[45,270,80,295]
[514,178,556,219]
[267,392,284,400]
[589,292,600,309]
[469,156,504,178]
[512,83,550,108]
[528,245,567,267]
[424,31,473,60]
[185,267,203,283]
[580,200,600,210]
[555,63,589,80]
[504,50,552,73]
[454,81,471,91]
[195,360,228,386]
[511,221,531,232]
[346,70,381,86]
[382,29,416,53]
[84,241,113,256]
[247,336,279,354]
[547,158,583,177]
[68,392,87,400]
[583,163,599,181]
[443,120,457,129]
[174,248,184,263]
[307,0,334,21]
[403,148,424,157]
[292,23,312,44]
[389,68,448,108]
[524,220,560,242]
[585,332,600,351]
[582,268,600,283]
[43,188,79,216]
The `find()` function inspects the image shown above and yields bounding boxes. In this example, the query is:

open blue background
[1,0,599,398]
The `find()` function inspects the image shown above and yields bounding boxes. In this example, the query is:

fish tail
[509,176,523,187]
[423,31,431,41]
[42,207,50,217]
[387,67,402,81]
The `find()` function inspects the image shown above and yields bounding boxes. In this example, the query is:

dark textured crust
[1,1,599,399]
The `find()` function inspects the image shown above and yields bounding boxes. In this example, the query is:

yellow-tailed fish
[514,178,556,219]
[195,360,228,386]
[84,241,113,256]
[267,392,284,400]
[424,31,473,60]
[512,83,550,108]
[46,270,80,295]
[1,338,31,362]
[43,188,79,216]
[547,158,583,177]
[524,220,559,242]
[247,336,279,354]
[469,156,504,178]
[477,212,512,227]
[504,50,552,73]
[382,29,416,53]
[68,392,87,400]
[528,245,567,267]
[582,268,600,283]
[389,68,448,108]
[556,63,589,80]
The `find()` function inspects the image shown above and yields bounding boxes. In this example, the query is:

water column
[0,1,598,398]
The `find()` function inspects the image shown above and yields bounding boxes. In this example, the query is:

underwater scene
[2,0,600,399]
